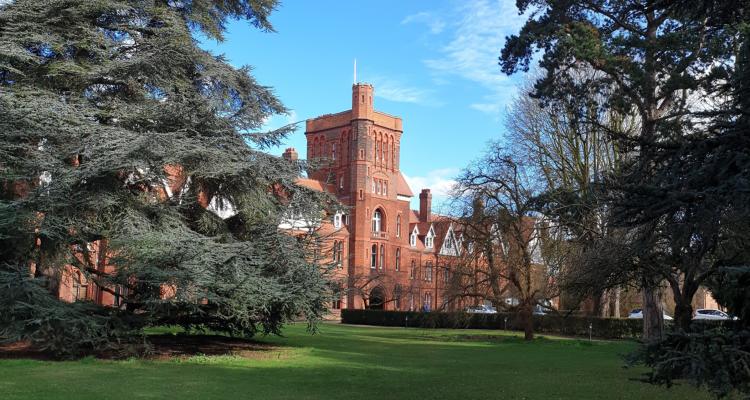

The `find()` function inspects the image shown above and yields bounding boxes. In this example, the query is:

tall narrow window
[372,209,382,232]
[383,181,387,196]
[332,143,337,160]
[396,215,401,237]
[394,284,402,310]
[379,244,385,270]
[425,261,433,282]
[410,260,416,279]
[410,231,417,247]
[371,245,377,269]
[395,248,401,271]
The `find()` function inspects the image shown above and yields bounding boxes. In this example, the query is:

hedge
[340,310,739,340]
[341,309,644,340]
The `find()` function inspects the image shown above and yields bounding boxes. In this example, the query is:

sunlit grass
[0,323,709,400]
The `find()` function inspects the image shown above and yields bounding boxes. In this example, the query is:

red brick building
[287,83,466,313]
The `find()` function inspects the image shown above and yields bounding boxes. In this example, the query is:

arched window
[395,248,401,271]
[379,244,385,270]
[372,209,382,232]
[410,260,416,279]
[425,261,433,282]
[371,244,377,269]
[410,231,417,247]
[396,215,401,237]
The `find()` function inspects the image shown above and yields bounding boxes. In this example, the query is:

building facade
[288,83,465,314]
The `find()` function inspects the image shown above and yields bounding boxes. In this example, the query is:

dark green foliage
[633,328,750,398]
[0,0,331,357]
[341,309,646,340]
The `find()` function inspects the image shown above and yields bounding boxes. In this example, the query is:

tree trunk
[600,289,611,318]
[674,300,693,331]
[642,287,664,342]
[519,302,534,341]
[613,287,621,318]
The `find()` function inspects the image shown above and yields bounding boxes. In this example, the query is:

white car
[693,309,736,321]
[627,309,674,321]
[465,305,498,314]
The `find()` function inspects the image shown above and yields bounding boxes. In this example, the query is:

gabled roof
[408,209,420,223]
[395,172,414,197]
[295,177,336,194]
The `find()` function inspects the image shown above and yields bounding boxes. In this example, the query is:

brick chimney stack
[419,189,432,222]
[282,147,298,162]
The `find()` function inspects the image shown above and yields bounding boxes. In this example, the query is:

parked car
[465,305,497,314]
[533,305,548,316]
[627,309,674,321]
[693,309,737,321]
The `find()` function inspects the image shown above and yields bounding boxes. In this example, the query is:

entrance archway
[368,286,385,310]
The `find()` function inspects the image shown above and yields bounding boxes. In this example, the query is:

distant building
[287,83,465,314]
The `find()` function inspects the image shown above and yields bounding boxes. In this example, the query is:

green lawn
[0,323,709,400]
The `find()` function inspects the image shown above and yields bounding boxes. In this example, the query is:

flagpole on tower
[353,58,357,84]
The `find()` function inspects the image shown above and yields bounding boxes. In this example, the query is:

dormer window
[410,231,417,247]
[425,227,435,249]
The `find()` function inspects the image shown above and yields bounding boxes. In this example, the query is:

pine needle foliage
[0,0,331,357]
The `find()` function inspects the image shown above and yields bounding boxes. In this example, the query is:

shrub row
[341,309,644,339]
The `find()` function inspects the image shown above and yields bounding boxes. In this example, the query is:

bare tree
[506,76,635,317]
[449,145,560,340]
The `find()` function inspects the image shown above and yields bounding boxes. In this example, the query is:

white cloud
[404,168,458,196]
[370,76,439,106]
[404,168,459,211]
[423,0,528,117]
[401,11,446,35]
[285,110,298,125]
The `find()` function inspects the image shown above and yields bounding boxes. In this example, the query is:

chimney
[419,189,432,222]
[282,147,298,162]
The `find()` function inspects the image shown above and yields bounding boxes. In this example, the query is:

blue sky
[200,0,531,209]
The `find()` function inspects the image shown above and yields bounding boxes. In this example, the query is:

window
[425,261,433,282]
[371,179,376,193]
[424,292,432,311]
[410,231,417,247]
[371,245,377,269]
[332,143,337,160]
[383,181,387,196]
[339,176,344,189]
[410,260,416,279]
[396,215,401,237]
[376,180,381,195]
[395,248,401,271]
[379,244,385,270]
[409,293,415,311]
[333,213,342,229]
[332,283,342,309]
[333,241,343,268]
[73,273,87,301]
[394,284,402,310]
[425,235,434,249]
[372,209,382,232]
[444,265,450,283]
[446,233,452,249]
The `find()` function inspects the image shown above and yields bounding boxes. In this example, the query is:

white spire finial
[353,58,357,84]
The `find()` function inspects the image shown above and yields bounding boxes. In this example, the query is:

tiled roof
[395,172,414,197]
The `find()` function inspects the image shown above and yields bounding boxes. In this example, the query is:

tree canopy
[0,0,331,357]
